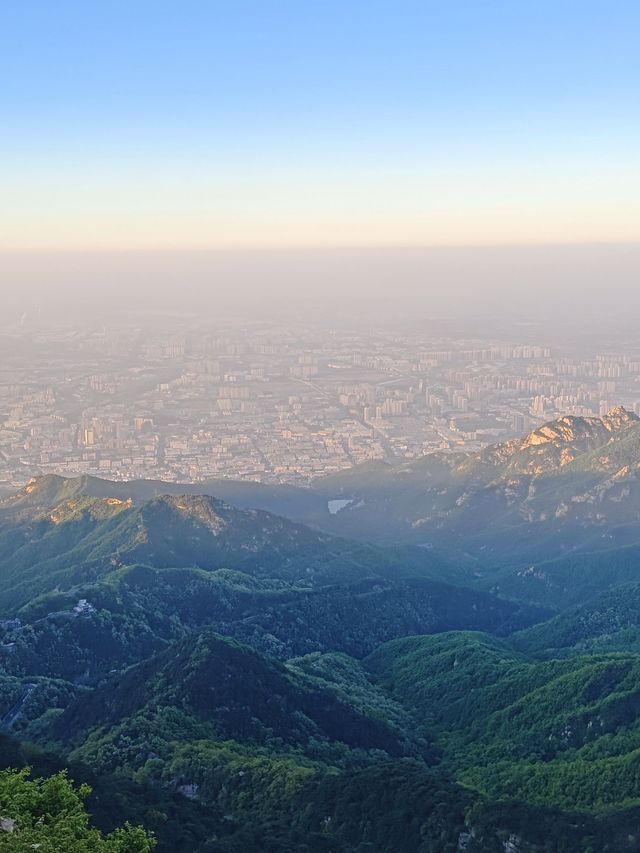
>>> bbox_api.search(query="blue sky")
[2,0,639,249]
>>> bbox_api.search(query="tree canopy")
[0,768,155,852]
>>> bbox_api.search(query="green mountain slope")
[512,582,640,656]
[49,631,432,763]
[0,490,464,614]
[9,411,640,850]
[9,406,640,610]
[366,632,640,813]
[23,627,640,851]
[0,565,545,683]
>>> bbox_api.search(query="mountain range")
[4,407,640,850]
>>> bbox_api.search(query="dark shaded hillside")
[269,762,640,853]
[0,565,546,683]
[0,733,233,852]
[7,730,638,853]
[211,574,544,658]
[50,631,431,762]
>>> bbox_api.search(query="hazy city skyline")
[2,1,640,490]
[2,310,639,493]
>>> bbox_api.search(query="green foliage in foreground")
[0,767,154,851]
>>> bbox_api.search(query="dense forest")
[5,413,640,849]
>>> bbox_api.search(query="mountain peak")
[602,404,638,426]
[520,406,638,450]
[143,493,230,534]
[463,406,640,477]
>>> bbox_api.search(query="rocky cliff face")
[442,408,640,545]
[310,407,640,590]
[459,406,640,476]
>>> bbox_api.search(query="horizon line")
[1,239,640,255]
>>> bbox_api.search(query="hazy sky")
[2,246,640,333]
[2,1,639,250]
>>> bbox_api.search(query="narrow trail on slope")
[1,682,36,729]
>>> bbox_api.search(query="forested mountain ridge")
[9,405,640,615]
[0,489,464,614]
[5,411,640,849]
[314,406,640,545]
[0,566,543,684]
[0,472,328,526]
[0,475,544,687]
[312,407,640,605]
[10,629,640,851]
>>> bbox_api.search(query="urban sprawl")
[1,319,639,489]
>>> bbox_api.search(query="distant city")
[2,315,640,490]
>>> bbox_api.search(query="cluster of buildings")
[2,319,640,490]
